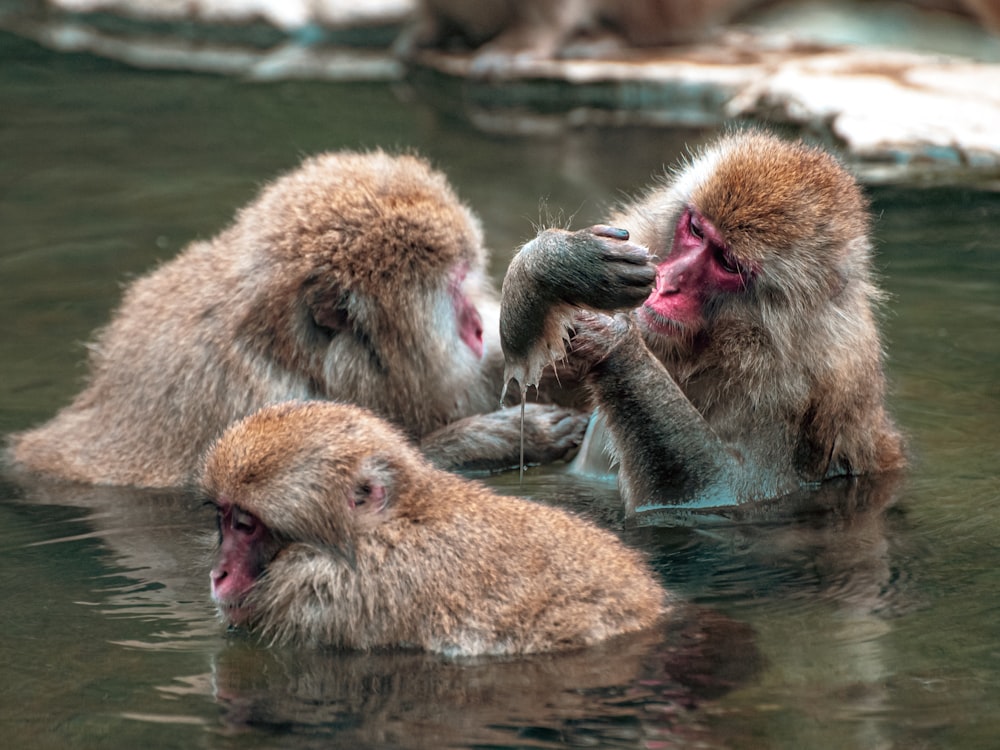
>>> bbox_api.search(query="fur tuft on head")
[236,150,486,297]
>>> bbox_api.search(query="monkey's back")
[355,478,668,656]
[6,236,275,486]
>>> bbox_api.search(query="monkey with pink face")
[501,130,907,511]
[7,150,609,488]
[204,401,668,655]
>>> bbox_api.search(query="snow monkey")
[205,401,668,655]
[9,150,587,487]
[500,131,906,512]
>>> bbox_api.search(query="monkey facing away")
[203,401,668,655]
[8,150,587,487]
[500,130,906,512]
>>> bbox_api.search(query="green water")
[2,29,999,749]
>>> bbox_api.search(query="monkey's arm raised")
[419,403,590,472]
[500,225,655,396]
[574,315,797,511]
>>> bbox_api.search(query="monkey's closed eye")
[350,478,388,514]
[232,508,257,533]
[689,213,704,240]
[349,484,371,509]
[716,247,746,278]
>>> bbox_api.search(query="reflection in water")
[636,474,912,750]
[636,472,914,616]
[2,472,218,647]
[502,468,914,619]
[198,606,759,748]
[502,470,916,749]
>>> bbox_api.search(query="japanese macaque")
[500,130,906,512]
[204,401,668,655]
[399,0,761,64]
[7,150,587,487]
[395,0,1000,75]
[401,0,1000,66]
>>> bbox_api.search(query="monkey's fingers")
[567,312,633,367]
[588,230,651,266]
[607,261,656,286]
[589,225,630,241]
[590,261,654,311]
[601,247,653,267]
[520,404,590,463]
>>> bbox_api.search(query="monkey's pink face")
[450,265,484,359]
[209,480,388,629]
[640,206,751,336]
[210,502,277,627]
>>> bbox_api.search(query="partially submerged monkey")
[8,150,588,487]
[204,401,668,655]
[501,130,906,511]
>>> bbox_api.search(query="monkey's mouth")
[640,305,687,337]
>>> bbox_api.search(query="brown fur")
[502,131,906,510]
[8,150,586,487]
[622,132,906,477]
[202,401,668,655]
[403,0,1000,63]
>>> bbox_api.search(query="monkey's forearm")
[420,404,589,472]
[500,239,563,367]
[587,336,749,510]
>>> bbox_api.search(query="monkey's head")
[201,401,422,628]
[630,132,872,352]
[232,150,491,435]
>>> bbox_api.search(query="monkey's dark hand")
[420,404,590,472]
[569,311,638,371]
[509,225,655,311]
[501,226,653,382]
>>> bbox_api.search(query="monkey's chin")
[216,600,253,628]
[639,305,689,338]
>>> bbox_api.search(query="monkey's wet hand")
[515,225,654,311]
[500,226,653,392]
[519,403,591,464]
[422,404,590,471]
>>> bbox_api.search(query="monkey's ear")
[305,284,352,335]
[350,455,393,516]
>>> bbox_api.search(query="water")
[2,29,999,749]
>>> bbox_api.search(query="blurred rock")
[50,0,415,31]
[725,46,1000,172]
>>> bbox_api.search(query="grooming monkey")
[9,150,587,487]
[501,131,906,511]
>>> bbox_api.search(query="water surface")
[2,30,999,749]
